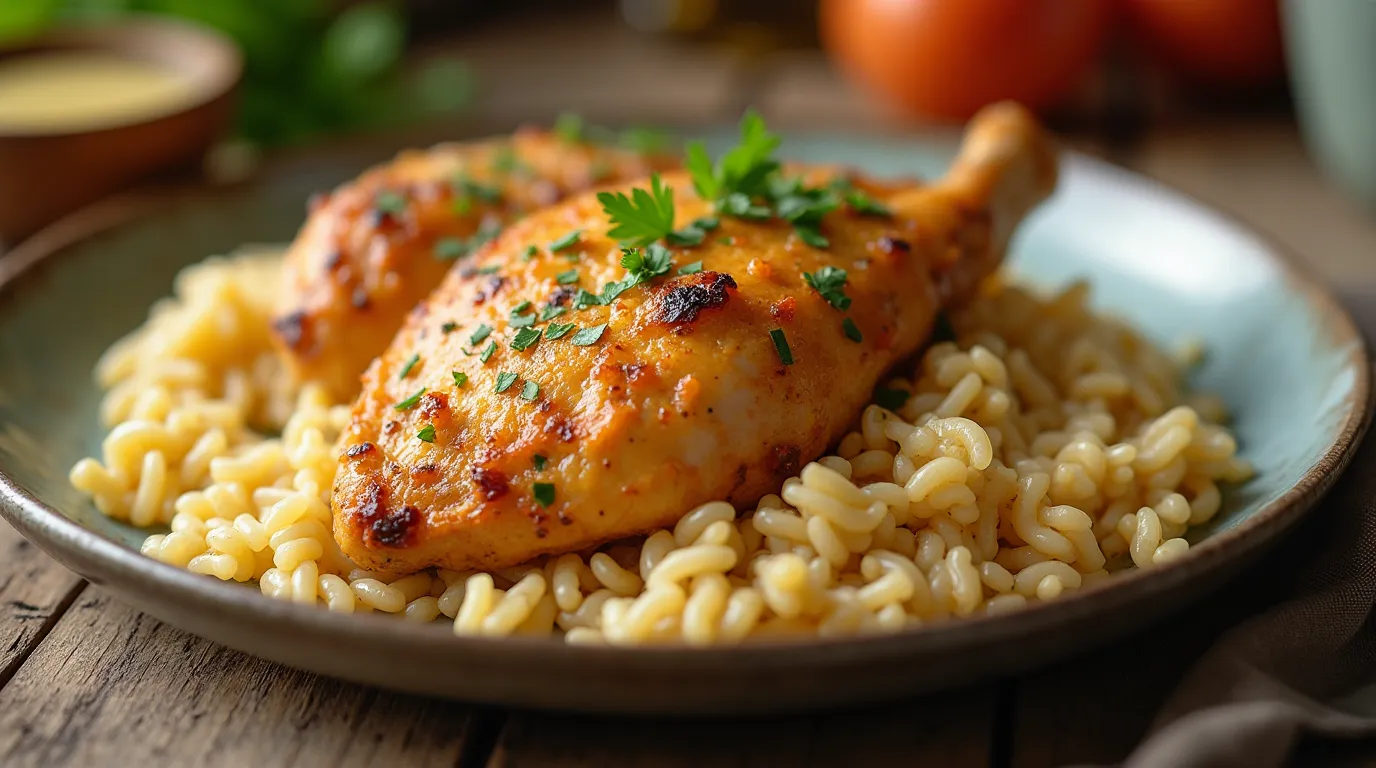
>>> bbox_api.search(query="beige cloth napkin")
[1121,291,1376,767]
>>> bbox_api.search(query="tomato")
[1121,0,1284,86]
[820,0,1112,121]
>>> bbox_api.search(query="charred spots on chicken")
[473,275,507,305]
[472,467,510,500]
[271,311,311,352]
[345,442,376,459]
[371,505,421,547]
[419,391,449,419]
[767,443,803,478]
[382,420,401,436]
[548,285,576,307]
[877,236,911,255]
[650,271,737,326]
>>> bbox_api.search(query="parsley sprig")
[598,174,676,247]
[686,110,781,203]
[803,266,851,311]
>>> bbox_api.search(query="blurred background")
[1,0,1372,276]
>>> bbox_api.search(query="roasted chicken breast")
[271,129,677,401]
[333,103,1059,574]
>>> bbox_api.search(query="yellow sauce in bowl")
[0,51,195,133]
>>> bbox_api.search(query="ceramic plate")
[0,132,1368,714]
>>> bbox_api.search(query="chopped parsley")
[570,323,607,346]
[718,192,771,221]
[520,380,540,400]
[469,324,493,345]
[686,110,780,203]
[620,243,673,281]
[677,260,703,275]
[718,236,733,245]
[556,269,579,285]
[512,300,532,313]
[495,372,518,393]
[441,321,459,334]
[842,317,863,343]
[573,288,602,310]
[434,238,467,261]
[523,244,539,261]
[545,322,576,340]
[775,185,840,248]
[511,326,542,351]
[533,454,547,471]
[599,174,675,247]
[554,112,584,144]
[533,482,556,508]
[452,371,469,387]
[452,175,502,205]
[397,353,421,380]
[844,190,892,217]
[374,191,407,216]
[492,146,528,175]
[510,313,536,328]
[538,305,567,322]
[620,126,671,154]
[416,424,437,443]
[549,230,582,253]
[475,264,502,275]
[803,266,851,311]
[479,341,497,363]
[394,387,427,411]
[874,387,909,410]
[769,328,794,365]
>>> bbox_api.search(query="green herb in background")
[0,0,473,146]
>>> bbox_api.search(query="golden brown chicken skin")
[271,129,677,402]
[332,103,1058,575]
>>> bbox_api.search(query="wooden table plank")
[488,685,1000,768]
[0,587,497,768]
[0,520,85,688]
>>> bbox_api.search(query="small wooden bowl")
[0,16,242,247]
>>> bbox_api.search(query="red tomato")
[1121,0,1284,86]
[820,0,1112,121]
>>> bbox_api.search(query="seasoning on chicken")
[332,102,1059,575]
[271,128,677,401]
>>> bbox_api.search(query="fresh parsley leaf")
[621,243,673,281]
[533,482,555,508]
[694,216,720,231]
[417,424,437,443]
[495,372,518,393]
[476,265,502,275]
[469,324,493,345]
[533,454,547,471]
[511,300,532,314]
[545,322,576,340]
[803,266,851,311]
[492,146,529,175]
[718,193,771,221]
[434,237,467,261]
[480,341,497,363]
[522,244,539,261]
[441,321,459,334]
[570,323,607,346]
[556,269,579,285]
[718,236,733,245]
[510,326,542,351]
[599,277,637,304]
[573,288,603,310]
[454,196,473,215]
[775,185,840,226]
[549,230,582,252]
[795,225,830,249]
[599,173,676,247]
[375,191,407,216]
[666,226,704,247]
[510,313,536,328]
[538,304,567,322]
[554,111,584,144]
[620,126,671,154]
[874,387,908,411]
[842,317,863,343]
[452,371,468,387]
[520,380,540,400]
[769,328,794,365]
[397,353,420,380]
[677,260,703,275]
[452,175,502,204]
[690,110,783,205]
[394,387,427,411]
[845,190,891,217]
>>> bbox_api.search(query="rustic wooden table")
[4,13,1376,767]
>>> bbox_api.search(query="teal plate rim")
[0,148,1370,715]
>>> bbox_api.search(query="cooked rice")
[70,251,1251,644]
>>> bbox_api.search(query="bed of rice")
[69,250,1251,645]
